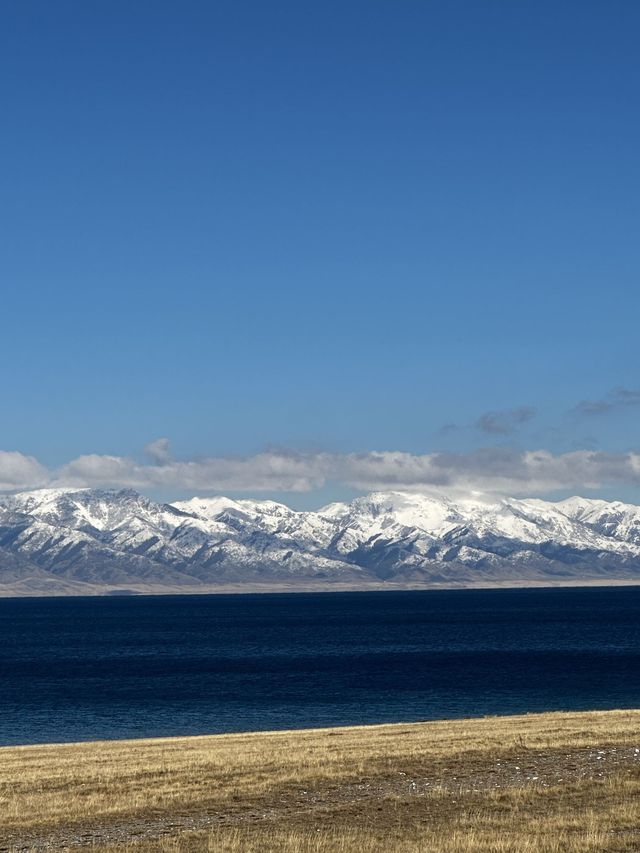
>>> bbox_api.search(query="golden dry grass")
[1,710,639,851]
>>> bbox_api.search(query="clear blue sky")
[1,1,639,503]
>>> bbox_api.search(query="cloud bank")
[2,441,640,497]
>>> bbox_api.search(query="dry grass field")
[1,710,640,852]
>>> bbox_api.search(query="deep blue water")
[1,586,639,745]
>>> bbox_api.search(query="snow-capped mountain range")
[1,487,640,595]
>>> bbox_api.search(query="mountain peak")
[1,488,640,595]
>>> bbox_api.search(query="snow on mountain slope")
[174,495,337,550]
[557,496,640,545]
[308,492,640,581]
[1,488,640,594]
[0,488,361,587]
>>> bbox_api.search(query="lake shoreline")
[2,576,640,598]
[3,709,639,851]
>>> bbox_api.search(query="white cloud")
[55,447,328,492]
[333,448,640,495]
[0,451,49,491]
[3,443,640,497]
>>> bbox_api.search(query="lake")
[1,586,639,745]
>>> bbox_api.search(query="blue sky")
[1,1,639,504]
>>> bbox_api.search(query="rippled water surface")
[1,586,639,745]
